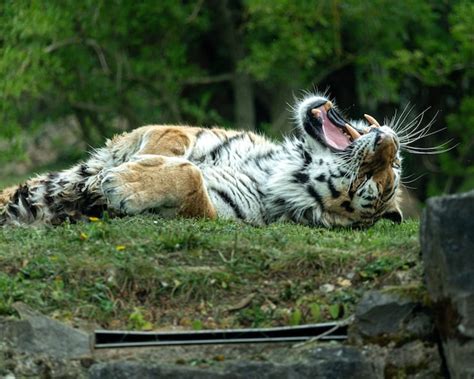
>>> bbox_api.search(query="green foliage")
[243,1,337,84]
[192,319,203,331]
[309,303,322,322]
[289,308,302,326]
[128,307,153,330]
[0,1,213,148]
[0,1,472,196]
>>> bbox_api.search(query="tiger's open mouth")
[306,101,366,151]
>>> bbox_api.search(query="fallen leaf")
[319,283,335,293]
[224,293,256,312]
[337,277,351,287]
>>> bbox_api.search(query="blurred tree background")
[0,0,472,200]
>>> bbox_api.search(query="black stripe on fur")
[327,178,341,198]
[209,134,245,161]
[213,189,245,220]
[307,186,324,210]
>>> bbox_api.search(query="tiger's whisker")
[402,143,457,155]
[398,112,438,143]
[400,127,446,145]
[392,103,414,132]
[396,108,431,137]
[402,139,455,151]
[401,173,427,184]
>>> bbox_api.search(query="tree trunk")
[234,72,255,130]
[257,84,297,137]
[218,0,255,131]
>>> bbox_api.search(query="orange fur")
[102,155,216,219]
[0,186,17,209]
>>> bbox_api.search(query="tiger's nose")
[375,132,386,145]
[373,132,398,164]
[375,132,396,146]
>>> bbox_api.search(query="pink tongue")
[321,110,350,150]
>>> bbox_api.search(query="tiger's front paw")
[101,165,154,214]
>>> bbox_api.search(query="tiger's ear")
[382,206,403,224]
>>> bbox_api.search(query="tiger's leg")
[101,155,216,219]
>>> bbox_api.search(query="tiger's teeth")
[364,114,381,127]
[323,101,333,111]
[311,108,322,117]
[345,123,361,140]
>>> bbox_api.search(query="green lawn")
[0,216,421,331]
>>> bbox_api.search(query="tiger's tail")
[0,159,109,227]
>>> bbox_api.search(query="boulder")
[89,346,383,379]
[421,190,474,378]
[0,303,90,359]
[384,340,442,379]
[0,341,88,378]
[353,291,417,341]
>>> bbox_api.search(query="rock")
[89,345,383,379]
[0,303,90,359]
[352,290,417,340]
[0,341,87,378]
[421,190,474,378]
[89,362,220,379]
[296,346,384,379]
[384,340,442,379]
[404,311,434,340]
[422,190,474,301]
[351,288,436,346]
[319,283,335,293]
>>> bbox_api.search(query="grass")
[0,215,421,331]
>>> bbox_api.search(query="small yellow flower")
[79,232,88,240]
[89,216,100,222]
[116,245,126,251]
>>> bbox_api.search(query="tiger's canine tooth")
[345,123,361,140]
[323,101,333,111]
[311,108,322,117]
[364,114,381,127]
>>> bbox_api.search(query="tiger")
[0,93,403,228]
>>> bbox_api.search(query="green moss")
[381,284,431,306]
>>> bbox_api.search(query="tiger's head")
[294,94,402,226]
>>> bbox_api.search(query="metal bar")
[96,320,342,336]
[95,335,347,349]
[93,320,349,349]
